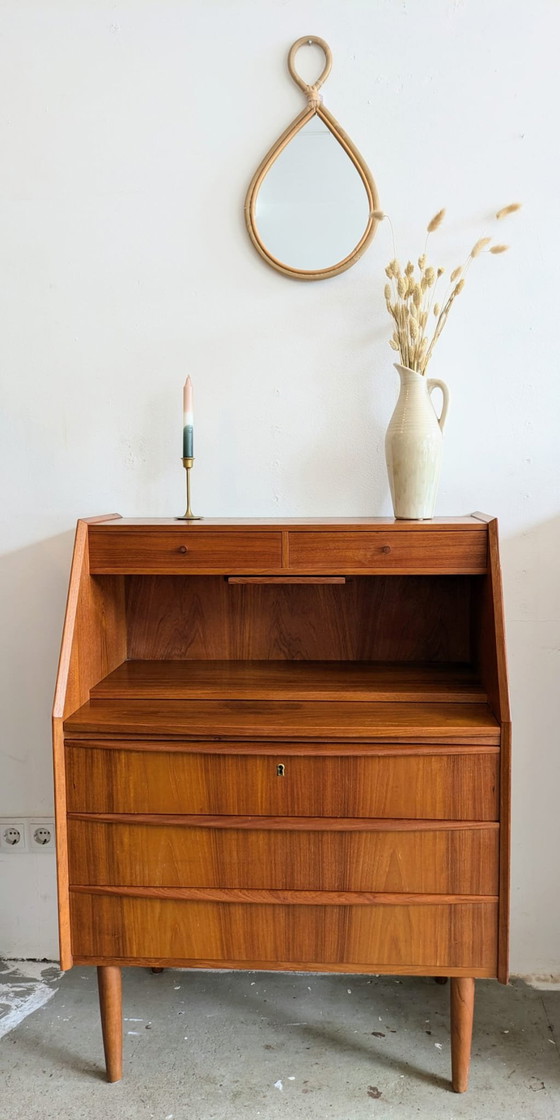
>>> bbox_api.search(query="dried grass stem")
[380,204,518,373]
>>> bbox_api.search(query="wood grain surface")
[70,893,498,972]
[450,977,475,1092]
[65,745,500,819]
[53,514,510,1089]
[89,529,283,574]
[97,966,122,1083]
[75,955,491,978]
[67,818,499,894]
[89,516,487,528]
[125,575,473,662]
[287,530,487,573]
[52,514,125,969]
[63,699,500,742]
[91,660,487,702]
[472,517,511,981]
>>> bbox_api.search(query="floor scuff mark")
[367,1085,382,1099]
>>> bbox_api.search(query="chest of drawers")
[52,515,510,1091]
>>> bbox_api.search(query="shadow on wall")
[500,515,560,642]
[0,530,76,813]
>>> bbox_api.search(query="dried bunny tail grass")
[427,208,446,233]
[470,237,492,258]
[384,202,518,371]
[496,203,522,220]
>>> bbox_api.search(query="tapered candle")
[183,376,194,458]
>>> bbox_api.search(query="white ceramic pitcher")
[385,363,450,520]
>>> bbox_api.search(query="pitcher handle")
[427,378,449,431]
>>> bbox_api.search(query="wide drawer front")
[287,530,487,573]
[65,744,500,820]
[67,818,499,894]
[70,892,498,974]
[88,529,283,573]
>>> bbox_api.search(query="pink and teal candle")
[182,376,194,459]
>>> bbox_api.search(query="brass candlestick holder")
[177,457,202,520]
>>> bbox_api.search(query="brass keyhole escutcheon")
[276,763,286,777]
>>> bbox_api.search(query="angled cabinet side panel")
[498,720,512,983]
[52,516,126,969]
[474,518,510,725]
[487,519,511,984]
[472,516,511,983]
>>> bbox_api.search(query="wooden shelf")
[91,660,487,704]
[64,698,500,743]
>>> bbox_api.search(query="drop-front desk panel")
[52,516,510,1092]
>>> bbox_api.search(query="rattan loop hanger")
[287,36,333,105]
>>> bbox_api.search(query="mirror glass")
[254,117,371,272]
[245,37,379,281]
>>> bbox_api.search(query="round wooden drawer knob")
[177,546,189,554]
[381,545,391,554]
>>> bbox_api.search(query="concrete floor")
[1,963,559,1120]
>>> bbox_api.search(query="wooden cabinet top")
[88,516,489,530]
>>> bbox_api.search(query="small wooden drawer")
[67,818,499,895]
[88,528,282,574]
[287,530,487,573]
[70,892,499,974]
[65,743,500,820]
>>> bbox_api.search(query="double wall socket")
[0,818,56,853]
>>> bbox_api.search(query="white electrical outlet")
[0,820,28,852]
[28,819,56,852]
[0,818,56,853]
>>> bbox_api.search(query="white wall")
[0,0,558,975]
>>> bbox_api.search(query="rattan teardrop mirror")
[245,37,380,281]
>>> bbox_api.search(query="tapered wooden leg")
[450,977,475,1093]
[97,966,123,1083]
